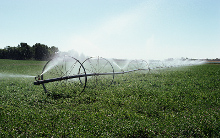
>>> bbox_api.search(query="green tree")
[49,46,59,58]
[0,42,59,60]
[33,43,50,60]
[19,43,32,60]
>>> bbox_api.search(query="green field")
[0,59,219,137]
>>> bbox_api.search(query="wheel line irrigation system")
[34,55,204,94]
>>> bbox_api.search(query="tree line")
[0,43,59,61]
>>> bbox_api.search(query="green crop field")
[0,59,219,137]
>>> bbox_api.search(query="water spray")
[33,55,204,94]
[0,73,35,78]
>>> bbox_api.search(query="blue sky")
[0,0,219,60]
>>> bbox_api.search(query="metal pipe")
[34,69,148,85]
[34,74,86,85]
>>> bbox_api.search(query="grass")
[0,59,220,137]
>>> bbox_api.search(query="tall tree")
[33,43,50,60]
[49,46,59,58]
[19,43,32,60]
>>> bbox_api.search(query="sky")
[0,0,220,60]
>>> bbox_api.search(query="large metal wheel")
[80,56,114,87]
[41,55,87,95]
[125,59,149,81]
[127,59,149,72]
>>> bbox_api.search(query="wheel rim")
[80,56,114,88]
[41,55,87,95]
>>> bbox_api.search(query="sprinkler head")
[35,75,41,81]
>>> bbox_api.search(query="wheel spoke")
[41,56,87,94]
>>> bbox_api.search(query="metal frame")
[34,56,150,94]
